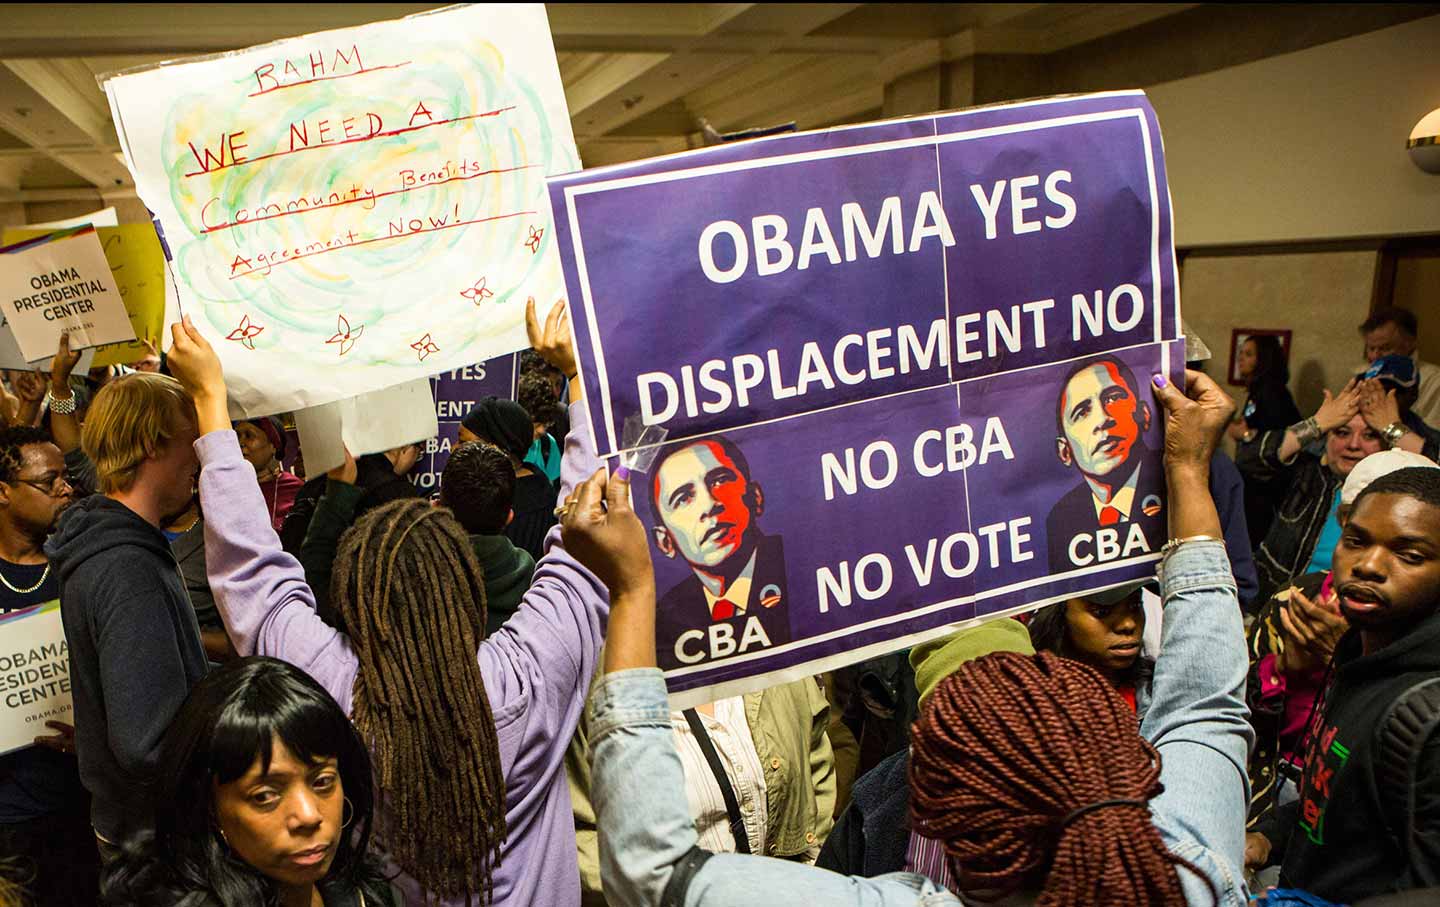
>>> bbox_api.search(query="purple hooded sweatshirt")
[196,402,607,906]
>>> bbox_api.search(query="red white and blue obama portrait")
[648,436,789,670]
[1046,355,1165,572]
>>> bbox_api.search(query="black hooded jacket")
[45,495,208,843]
[277,454,419,554]
[1270,609,1440,902]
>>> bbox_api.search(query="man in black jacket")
[1248,466,1440,902]
[46,373,209,857]
[277,443,422,554]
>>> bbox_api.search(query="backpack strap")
[682,708,752,854]
[1377,675,1440,881]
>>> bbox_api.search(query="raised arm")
[1143,370,1254,881]
[576,467,956,906]
[476,300,609,725]
[168,317,359,709]
[1280,381,1360,464]
[12,370,46,428]
[298,451,363,630]
[47,333,83,454]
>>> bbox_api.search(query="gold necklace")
[0,561,49,595]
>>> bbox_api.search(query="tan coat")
[567,675,836,906]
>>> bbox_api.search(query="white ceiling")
[0,3,1208,202]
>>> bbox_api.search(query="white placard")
[0,228,137,360]
[0,602,72,756]
[102,3,579,418]
[294,377,439,476]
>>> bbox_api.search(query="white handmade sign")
[0,227,136,361]
[0,602,73,756]
[102,3,580,417]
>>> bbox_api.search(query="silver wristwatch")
[1381,421,1409,448]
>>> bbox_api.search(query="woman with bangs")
[100,657,394,907]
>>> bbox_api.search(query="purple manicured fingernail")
[614,465,632,482]
[1152,374,1168,388]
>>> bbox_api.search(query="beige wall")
[7,197,150,227]
[1394,252,1440,364]
[1148,14,1440,247]
[1182,250,1377,417]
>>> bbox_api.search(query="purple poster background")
[637,343,1180,699]
[408,354,518,495]
[545,91,1183,703]
[550,92,1178,460]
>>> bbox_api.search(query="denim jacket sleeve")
[589,669,960,907]
[1144,540,1254,906]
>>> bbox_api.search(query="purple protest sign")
[546,91,1185,703]
[408,354,518,495]
[549,91,1178,460]
[636,343,1180,703]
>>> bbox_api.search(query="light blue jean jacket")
[590,541,1253,907]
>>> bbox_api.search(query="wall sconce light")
[1410,107,1440,173]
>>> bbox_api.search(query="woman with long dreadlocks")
[166,300,609,907]
[582,369,1253,907]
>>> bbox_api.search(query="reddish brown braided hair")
[909,650,1204,906]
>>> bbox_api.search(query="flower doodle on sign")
[225,314,264,350]
[460,277,494,306]
[325,314,364,356]
[410,333,440,361]
[525,225,544,254]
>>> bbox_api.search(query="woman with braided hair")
[582,369,1253,907]
[166,301,610,907]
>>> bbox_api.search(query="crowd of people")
[0,297,1436,907]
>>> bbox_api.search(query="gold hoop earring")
[342,796,354,829]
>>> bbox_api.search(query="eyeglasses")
[10,474,72,497]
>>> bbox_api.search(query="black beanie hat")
[460,396,532,462]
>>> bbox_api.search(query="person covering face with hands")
[168,301,622,907]
[1351,356,1440,461]
[1240,377,1399,604]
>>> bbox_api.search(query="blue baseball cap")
[1359,354,1418,390]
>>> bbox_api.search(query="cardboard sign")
[0,226,137,361]
[0,602,72,755]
